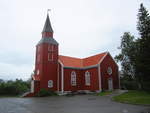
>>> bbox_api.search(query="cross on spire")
[42,9,53,33]
[47,9,51,15]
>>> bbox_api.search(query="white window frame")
[48,53,53,61]
[31,80,34,93]
[107,67,112,75]
[48,45,54,51]
[85,71,90,86]
[71,71,76,86]
[48,80,53,88]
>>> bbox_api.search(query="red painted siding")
[63,68,82,91]
[34,43,59,92]
[100,53,119,90]
[82,68,99,91]
[63,67,99,91]
[34,81,40,93]
[58,63,62,91]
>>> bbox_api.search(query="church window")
[48,53,53,61]
[71,71,76,86]
[107,67,112,75]
[48,45,54,51]
[48,80,53,88]
[85,71,90,86]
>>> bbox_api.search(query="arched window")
[85,71,90,86]
[48,53,53,61]
[107,67,112,75]
[48,45,54,51]
[71,71,76,86]
[48,80,53,88]
[48,45,54,61]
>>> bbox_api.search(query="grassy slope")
[113,90,150,105]
[97,91,112,96]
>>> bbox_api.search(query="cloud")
[0,62,33,80]
[0,0,149,80]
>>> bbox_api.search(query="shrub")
[0,79,29,96]
[122,81,138,90]
[141,82,150,91]
[36,89,57,97]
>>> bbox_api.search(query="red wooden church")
[25,14,119,97]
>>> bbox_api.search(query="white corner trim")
[61,65,64,94]
[98,64,102,91]
[58,60,64,67]
[32,75,35,81]
[31,80,34,93]
[97,52,108,92]
[57,63,59,92]
[98,52,108,65]
[107,52,119,68]
[59,60,64,94]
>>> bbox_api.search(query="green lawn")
[97,91,112,96]
[113,90,150,105]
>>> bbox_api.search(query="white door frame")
[31,80,34,93]
[108,78,113,91]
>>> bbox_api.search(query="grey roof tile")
[42,14,53,33]
[37,37,59,45]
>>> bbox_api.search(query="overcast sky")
[0,0,149,80]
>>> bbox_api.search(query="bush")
[120,78,138,90]
[0,79,30,96]
[36,89,57,97]
[113,90,150,105]
[141,82,150,91]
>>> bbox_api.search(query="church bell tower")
[34,13,59,91]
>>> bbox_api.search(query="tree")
[135,3,150,90]
[115,3,150,91]
[115,32,136,79]
[0,79,30,96]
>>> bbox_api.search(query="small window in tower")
[48,53,53,61]
[37,54,40,62]
[85,71,90,86]
[48,45,54,51]
[71,71,76,86]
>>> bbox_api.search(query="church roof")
[59,55,83,68]
[59,52,107,68]
[42,14,53,33]
[37,37,59,45]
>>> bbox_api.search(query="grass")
[113,90,150,105]
[97,91,112,96]
[0,95,19,98]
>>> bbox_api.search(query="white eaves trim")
[98,52,109,65]
[97,52,108,91]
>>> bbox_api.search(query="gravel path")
[0,93,149,113]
